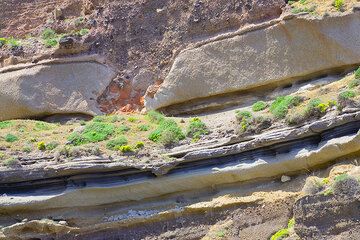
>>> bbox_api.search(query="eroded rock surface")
[0,60,116,120]
[146,12,360,111]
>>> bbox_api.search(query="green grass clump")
[349,79,360,89]
[252,101,268,112]
[5,134,18,143]
[235,110,253,132]
[106,136,128,150]
[46,141,59,151]
[186,117,209,140]
[291,5,316,14]
[34,122,53,131]
[149,119,185,145]
[3,157,18,167]
[270,96,302,119]
[117,125,130,133]
[41,28,60,48]
[333,0,344,11]
[78,28,90,36]
[128,117,137,123]
[334,173,349,182]
[44,38,58,48]
[338,90,356,100]
[42,28,57,39]
[68,122,115,145]
[146,110,165,124]
[0,121,14,129]
[270,218,295,240]
[355,67,360,79]
[7,38,20,48]
[138,124,150,131]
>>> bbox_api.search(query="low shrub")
[37,141,46,151]
[117,125,130,133]
[148,119,185,145]
[5,134,18,143]
[22,145,32,153]
[44,38,58,48]
[349,79,360,89]
[305,98,329,117]
[333,0,344,11]
[119,145,133,153]
[338,90,356,100]
[252,101,268,112]
[42,28,57,39]
[286,111,307,125]
[186,117,209,140]
[62,145,101,158]
[138,124,150,131]
[46,141,59,150]
[235,110,253,132]
[270,95,303,119]
[135,141,145,149]
[106,136,128,150]
[146,110,165,124]
[68,122,115,145]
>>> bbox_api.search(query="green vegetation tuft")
[5,134,18,143]
[146,110,165,124]
[333,0,344,11]
[135,141,145,149]
[270,95,302,119]
[78,28,90,36]
[355,67,360,79]
[7,38,20,48]
[3,157,18,167]
[0,38,6,48]
[349,79,360,89]
[128,117,137,123]
[271,218,295,240]
[138,124,150,131]
[235,110,253,132]
[68,122,115,145]
[46,141,59,151]
[119,145,133,153]
[34,122,53,131]
[37,141,46,151]
[117,125,131,134]
[338,90,356,100]
[334,173,349,182]
[149,119,185,146]
[0,121,14,129]
[106,136,128,150]
[186,117,209,141]
[252,101,268,112]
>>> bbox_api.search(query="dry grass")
[289,0,358,15]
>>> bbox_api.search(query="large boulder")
[0,61,116,120]
[145,12,360,111]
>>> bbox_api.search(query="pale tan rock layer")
[145,12,360,110]
[0,61,116,120]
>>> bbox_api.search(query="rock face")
[145,12,360,111]
[0,61,116,120]
[294,185,360,239]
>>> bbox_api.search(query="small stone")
[58,221,67,225]
[22,219,28,223]
[281,175,291,183]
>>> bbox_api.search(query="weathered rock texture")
[0,59,115,120]
[0,0,285,113]
[294,181,360,239]
[145,12,360,111]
